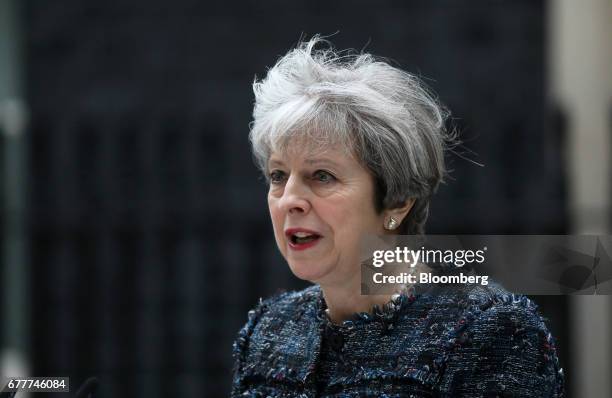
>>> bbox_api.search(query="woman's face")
[267,144,386,286]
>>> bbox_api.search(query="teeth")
[294,232,313,238]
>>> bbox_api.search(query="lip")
[285,228,322,251]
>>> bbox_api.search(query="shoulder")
[231,285,321,389]
[429,282,565,397]
[244,284,321,327]
[416,280,552,327]
[232,284,320,351]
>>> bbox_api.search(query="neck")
[319,275,395,325]
[318,262,428,324]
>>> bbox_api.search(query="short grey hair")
[249,37,453,234]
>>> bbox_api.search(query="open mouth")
[286,230,322,250]
[290,232,321,245]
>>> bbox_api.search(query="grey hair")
[249,36,454,234]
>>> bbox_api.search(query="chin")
[286,259,331,282]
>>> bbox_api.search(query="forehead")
[268,140,356,166]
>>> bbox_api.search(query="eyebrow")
[268,159,284,168]
[305,158,340,167]
[268,157,341,168]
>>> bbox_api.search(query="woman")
[231,37,564,397]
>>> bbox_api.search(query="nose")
[278,174,311,214]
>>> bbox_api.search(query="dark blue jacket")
[231,282,564,397]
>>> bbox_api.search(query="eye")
[313,170,336,183]
[269,170,286,184]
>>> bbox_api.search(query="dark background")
[11,0,573,396]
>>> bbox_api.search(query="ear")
[384,198,416,228]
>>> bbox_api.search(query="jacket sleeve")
[437,296,565,397]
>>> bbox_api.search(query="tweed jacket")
[231,280,564,397]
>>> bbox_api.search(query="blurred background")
[1,0,611,397]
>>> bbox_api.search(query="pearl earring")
[386,217,398,230]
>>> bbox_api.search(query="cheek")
[268,197,286,245]
[268,197,280,228]
[329,194,381,239]
[320,196,365,238]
